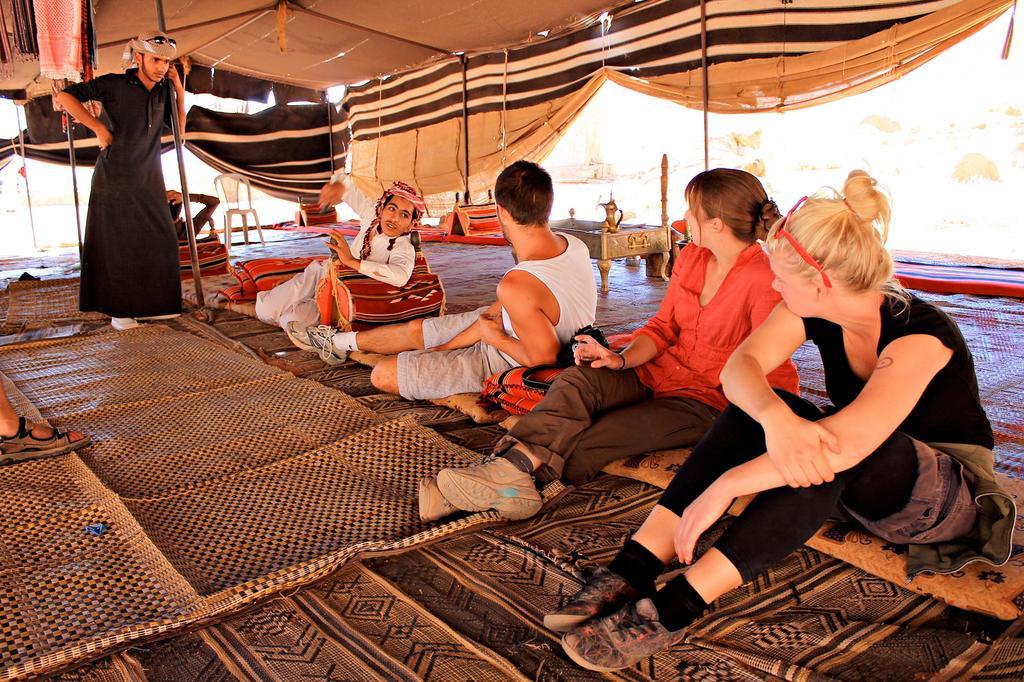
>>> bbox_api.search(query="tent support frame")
[326,99,335,176]
[14,104,39,252]
[700,0,709,170]
[460,54,470,202]
[157,0,206,310]
[64,120,84,259]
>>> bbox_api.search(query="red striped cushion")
[454,203,501,236]
[179,239,229,280]
[230,256,326,297]
[316,253,446,331]
[219,283,248,302]
[481,366,564,415]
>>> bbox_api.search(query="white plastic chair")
[214,173,265,254]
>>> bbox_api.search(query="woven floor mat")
[0,372,45,426]
[364,475,1024,681]
[2,278,108,327]
[1,321,540,680]
[122,416,491,596]
[0,456,205,678]
[0,323,94,348]
[70,378,381,498]
[196,562,525,681]
[0,326,286,417]
[356,393,471,429]
[1,414,520,680]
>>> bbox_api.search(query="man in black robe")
[56,31,185,330]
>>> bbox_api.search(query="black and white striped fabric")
[185,103,348,199]
[344,0,963,140]
[0,102,348,200]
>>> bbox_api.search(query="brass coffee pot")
[599,194,623,233]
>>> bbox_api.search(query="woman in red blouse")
[421,168,799,523]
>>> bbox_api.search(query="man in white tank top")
[305,161,596,402]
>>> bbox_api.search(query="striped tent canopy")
[343,0,1015,199]
[0,0,1014,201]
[0,100,347,200]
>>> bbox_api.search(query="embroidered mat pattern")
[0,327,513,680]
[59,476,1024,681]
[366,476,1024,681]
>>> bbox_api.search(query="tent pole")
[14,104,39,252]
[64,118,85,260]
[460,54,470,202]
[326,99,335,175]
[156,0,206,310]
[700,0,709,171]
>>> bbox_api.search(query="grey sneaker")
[436,457,542,520]
[544,566,639,633]
[561,598,686,672]
[305,325,348,364]
[284,320,315,351]
[419,477,458,522]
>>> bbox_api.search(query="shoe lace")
[606,603,662,648]
[309,326,335,361]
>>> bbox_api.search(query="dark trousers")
[497,365,719,485]
[657,390,920,582]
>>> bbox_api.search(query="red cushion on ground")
[179,239,229,280]
[454,203,501,236]
[317,253,446,331]
[230,256,326,297]
[481,365,564,415]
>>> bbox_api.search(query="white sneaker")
[284,321,315,351]
[110,317,140,330]
[305,325,348,365]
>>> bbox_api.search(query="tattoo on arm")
[876,356,894,370]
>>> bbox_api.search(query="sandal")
[0,417,92,465]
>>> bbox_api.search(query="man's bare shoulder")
[497,269,547,297]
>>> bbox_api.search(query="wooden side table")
[551,218,672,293]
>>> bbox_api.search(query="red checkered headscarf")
[359,181,425,260]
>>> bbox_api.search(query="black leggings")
[657,390,919,582]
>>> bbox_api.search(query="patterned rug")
[76,477,1022,681]
[0,327,517,680]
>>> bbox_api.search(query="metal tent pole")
[156,0,206,309]
[64,118,85,260]
[326,98,336,175]
[13,104,39,252]
[460,54,470,202]
[700,0,709,171]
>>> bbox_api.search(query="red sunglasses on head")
[773,196,832,288]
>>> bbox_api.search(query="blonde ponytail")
[769,170,907,305]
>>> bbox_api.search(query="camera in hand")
[556,324,609,368]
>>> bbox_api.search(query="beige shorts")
[396,307,514,400]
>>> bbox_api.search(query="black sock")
[652,576,708,632]
[608,540,664,596]
[498,445,535,475]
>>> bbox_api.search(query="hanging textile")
[344,0,1014,199]
[81,0,97,81]
[184,103,348,199]
[0,101,349,200]
[34,0,83,80]
[9,0,38,60]
[0,1,14,79]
